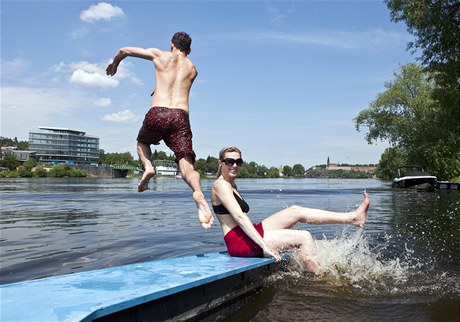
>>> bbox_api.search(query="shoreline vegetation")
[0,164,377,180]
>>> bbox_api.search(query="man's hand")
[106,63,117,76]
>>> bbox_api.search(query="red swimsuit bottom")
[224,222,264,257]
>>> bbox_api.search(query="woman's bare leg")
[264,229,322,275]
[263,193,370,230]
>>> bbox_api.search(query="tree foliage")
[385,0,460,85]
[48,164,87,177]
[292,164,306,177]
[382,0,460,180]
[0,153,20,170]
[0,137,29,150]
[98,150,140,167]
[375,147,407,179]
[355,63,458,180]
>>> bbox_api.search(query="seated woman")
[211,146,370,275]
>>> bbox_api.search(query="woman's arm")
[213,180,280,261]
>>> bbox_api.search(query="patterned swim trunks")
[136,106,196,164]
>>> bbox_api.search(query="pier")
[0,252,279,322]
[436,181,460,190]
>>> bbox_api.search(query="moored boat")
[392,165,437,191]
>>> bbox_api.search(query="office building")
[29,126,99,165]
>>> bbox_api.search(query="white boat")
[392,165,437,191]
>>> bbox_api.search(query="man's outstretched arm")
[106,47,161,76]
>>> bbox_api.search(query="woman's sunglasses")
[222,158,243,166]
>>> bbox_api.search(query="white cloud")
[102,109,137,123]
[80,2,124,23]
[94,97,111,106]
[70,68,118,88]
[50,60,141,89]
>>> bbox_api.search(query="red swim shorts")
[136,106,196,164]
[224,222,264,257]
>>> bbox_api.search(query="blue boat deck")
[0,252,278,322]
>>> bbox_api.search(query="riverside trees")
[355,0,459,180]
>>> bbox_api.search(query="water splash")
[269,228,415,296]
[315,229,410,293]
[268,227,460,298]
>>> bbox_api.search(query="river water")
[1,177,459,321]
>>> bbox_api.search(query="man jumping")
[106,32,213,229]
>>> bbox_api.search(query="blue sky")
[1,1,415,168]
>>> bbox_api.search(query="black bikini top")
[213,192,250,214]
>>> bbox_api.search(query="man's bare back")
[151,50,197,113]
[106,45,197,113]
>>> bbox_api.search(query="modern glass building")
[29,126,99,165]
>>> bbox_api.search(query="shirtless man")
[106,32,213,229]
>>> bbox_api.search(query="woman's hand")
[263,246,281,263]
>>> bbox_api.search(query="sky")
[1,0,416,169]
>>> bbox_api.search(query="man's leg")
[137,141,156,192]
[178,156,214,229]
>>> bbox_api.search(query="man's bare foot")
[352,192,370,228]
[193,191,214,229]
[138,167,155,192]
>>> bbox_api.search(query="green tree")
[283,165,293,177]
[354,63,458,179]
[292,164,306,177]
[375,147,407,179]
[152,150,174,161]
[17,140,29,150]
[385,0,460,180]
[267,167,280,178]
[205,156,219,174]
[23,158,37,172]
[238,166,250,178]
[48,164,71,177]
[245,161,259,178]
[0,153,19,170]
[355,64,436,148]
[385,0,460,85]
[99,151,137,166]
[34,166,48,177]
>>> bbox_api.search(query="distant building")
[350,166,376,174]
[1,146,36,163]
[29,126,99,165]
[326,157,376,173]
[327,163,352,171]
[153,160,179,176]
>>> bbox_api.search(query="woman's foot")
[352,192,370,228]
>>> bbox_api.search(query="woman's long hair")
[216,146,242,178]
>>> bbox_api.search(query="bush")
[34,166,48,177]
[47,164,87,177]
[18,168,33,177]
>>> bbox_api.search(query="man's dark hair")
[171,32,192,53]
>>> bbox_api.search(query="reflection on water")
[1,177,459,321]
